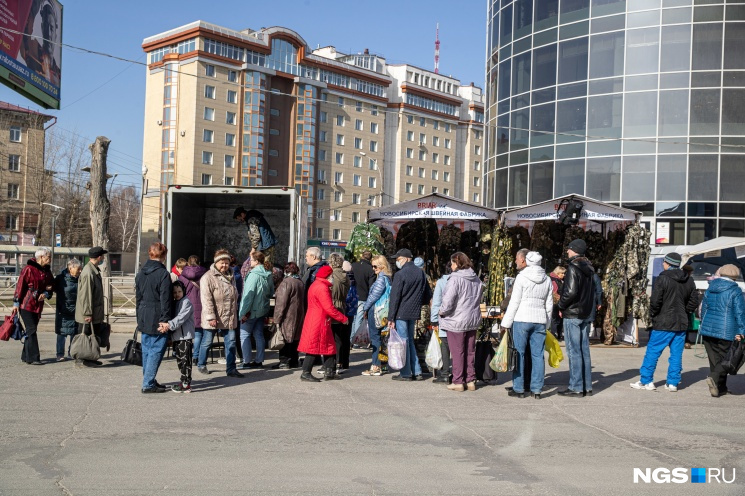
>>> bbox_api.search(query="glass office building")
[484,0,745,245]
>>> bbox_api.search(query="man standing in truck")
[234,207,278,264]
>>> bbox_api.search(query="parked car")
[0,265,17,288]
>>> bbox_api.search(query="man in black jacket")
[631,252,698,392]
[388,249,432,381]
[557,239,596,397]
[302,247,328,305]
[351,251,376,341]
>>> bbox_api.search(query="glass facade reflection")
[485,0,745,244]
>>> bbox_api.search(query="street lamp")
[41,202,64,272]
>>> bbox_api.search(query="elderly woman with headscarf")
[14,247,54,364]
[54,257,82,361]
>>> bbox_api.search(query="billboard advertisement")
[0,0,62,109]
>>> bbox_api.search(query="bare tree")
[109,185,139,252]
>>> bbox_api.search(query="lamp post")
[135,166,147,270]
[41,202,64,273]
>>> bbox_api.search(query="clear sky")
[0,0,487,190]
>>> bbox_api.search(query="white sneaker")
[664,384,678,392]
[630,381,656,391]
[217,358,227,365]
[315,367,325,375]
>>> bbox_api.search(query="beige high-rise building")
[140,22,483,251]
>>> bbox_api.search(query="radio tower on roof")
[434,23,440,74]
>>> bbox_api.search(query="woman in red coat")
[298,265,348,382]
[14,248,54,364]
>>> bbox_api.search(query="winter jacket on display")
[14,258,53,315]
[273,276,305,342]
[363,273,391,313]
[439,268,483,333]
[135,259,172,335]
[588,273,604,323]
[388,261,432,322]
[558,256,595,320]
[178,265,207,327]
[298,278,347,355]
[649,268,698,332]
[500,265,552,329]
[54,269,78,336]
[200,264,238,330]
[331,267,351,317]
[238,264,273,320]
[698,277,745,341]
[75,261,105,324]
[169,297,195,341]
[351,259,376,301]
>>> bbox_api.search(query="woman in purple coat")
[178,255,208,364]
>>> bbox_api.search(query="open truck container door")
[164,186,306,268]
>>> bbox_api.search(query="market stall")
[495,195,649,346]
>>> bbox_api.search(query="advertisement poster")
[0,0,63,109]
[656,222,670,244]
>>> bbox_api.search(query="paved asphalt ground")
[1,320,744,495]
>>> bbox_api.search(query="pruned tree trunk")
[89,136,112,316]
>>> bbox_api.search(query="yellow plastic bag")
[545,331,564,369]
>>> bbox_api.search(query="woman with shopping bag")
[361,255,392,376]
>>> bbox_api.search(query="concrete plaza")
[0,324,743,495]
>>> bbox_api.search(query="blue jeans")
[640,330,686,386]
[141,332,168,390]
[564,318,593,392]
[369,319,382,367]
[511,322,547,394]
[351,301,366,340]
[198,328,237,374]
[240,317,265,364]
[192,328,204,360]
[395,319,421,378]
[56,334,73,358]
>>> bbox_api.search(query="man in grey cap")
[388,248,432,381]
[557,239,596,397]
[74,246,107,366]
[630,252,698,392]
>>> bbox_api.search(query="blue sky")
[0,0,487,190]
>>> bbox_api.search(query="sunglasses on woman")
[372,265,379,268]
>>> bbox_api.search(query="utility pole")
[41,202,64,273]
[87,136,113,316]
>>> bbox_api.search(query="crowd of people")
[8,236,744,399]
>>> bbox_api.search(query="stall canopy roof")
[368,193,499,222]
[680,237,745,265]
[502,194,640,223]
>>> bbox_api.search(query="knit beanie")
[414,257,424,268]
[663,252,681,268]
[526,251,542,267]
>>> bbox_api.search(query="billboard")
[0,0,62,109]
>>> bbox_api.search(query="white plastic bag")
[387,325,407,370]
[425,332,442,370]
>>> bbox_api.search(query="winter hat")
[414,257,424,268]
[719,264,740,280]
[316,265,333,279]
[567,239,587,256]
[525,251,542,267]
[394,248,413,259]
[663,252,682,268]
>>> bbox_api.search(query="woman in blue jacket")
[238,251,273,368]
[361,255,392,376]
[699,264,745,397]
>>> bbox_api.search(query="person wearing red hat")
[298,265,349,382]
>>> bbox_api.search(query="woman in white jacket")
[500,251,553,399]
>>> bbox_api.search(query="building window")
[419,133,426,145]
[338,96,344,107]
[474,161,480,171]
[317,209,324,219]
[370,122,378,134]
[226,111,236,125]
[356,101,362,112]
[334,191,343,202]
[316,227,324,238]
[318,169,327,182]
[333,229,342,240]
[204,107,215,121]
[432,186,438,193]
[224,155,234,168]
[333,209,342,221]
[319,149,327,161]
[201,174,212,185]
[432,153,439,163]
[354,137,362,149]
[335,171,343,183]
[5,214,18,230]
[354,156,362,168]
[368,177,377,188]
[268,149,279,157]
[227,90,237,103]
[318,188,325,200]
[406,182,413,193]
[228,70,237,82]
[443,188,449,196]
[369,158,377,170]
[336,115,345,126]
[431,170,439,180]
[7,183,19,199]
[320,111,327,123]
[352,212,360,223]
[368,194,377,206]
[226,133,235,146]
[473,193,480,203]
[473,176,480,187]
[203,129,214,142]
[369,141,378,152]
[202,151,213,164]
[371,105,378,116]
[352,193,361,204]
[444,155,450,165]
[420,117,426,127]
[335,152,344,164]
[445,138,451,149]
[475,145,481,156]
[355,119,363,131]
[407,115,414,124]
[225,176,234,185]
[445,123,451,133]
[433,121,439,130]
[407,131,414,141]
[9,126,21,142]
[418,184,425,194]
[433,136,439,147]
[406,148,413,158]
[270,108,280,116]
[336,134,345,146]
[474,130,482,140]
[406,165,413,176]
[418,167,425,178]
[418,150,426,161]
[205,85,216,99]
[205,64,215,77]
[353,174,362,186]
[321,93,328,102]
[8,154,19,171]
[320,130,327,142]
[444,172,450,182]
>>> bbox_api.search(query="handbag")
[490,329,518,373]
[373,278,391,330]
[121,329,143,366]
[545,330,564,369]
[352,319,370,347]
[0,313,13,341]
[70,324,101,361]
[722,340,745,375]
[387,324,406,370]
[425,331,442,370]
[268,325,286,351]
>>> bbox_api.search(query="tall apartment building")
[0,102,54,248]
[141,22,483,249]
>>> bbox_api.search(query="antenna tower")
[434,23,440,74]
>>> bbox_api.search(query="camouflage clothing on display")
[345,223,384,262]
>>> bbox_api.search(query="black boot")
[323,368,340,381]
[300,372,321,382]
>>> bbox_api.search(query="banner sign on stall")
[368,193,499,222]
[502,195,639,223]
